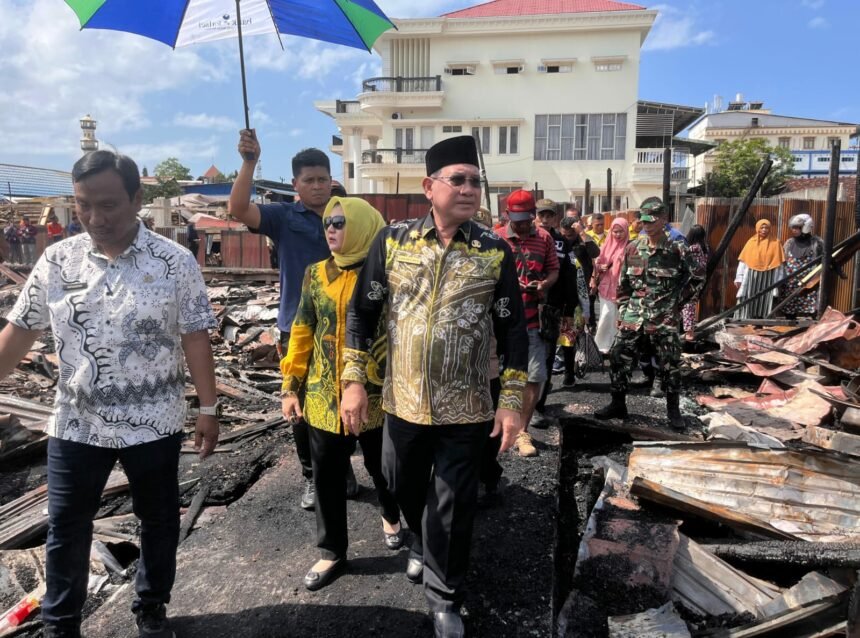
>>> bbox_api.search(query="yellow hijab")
[324,196,386,269]
[738,219,785,271]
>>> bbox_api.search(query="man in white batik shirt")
[0,150,219,638]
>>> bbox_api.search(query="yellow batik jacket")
[281,258,385,434]
[342,214,528,425]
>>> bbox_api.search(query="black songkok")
[425,135,480,175]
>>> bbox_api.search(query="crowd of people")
[2,213,83,265]
[0,134,828,638]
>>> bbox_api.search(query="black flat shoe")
[433,611,465,638]
[405,554,423,583]
[303,559,346,591]
[384,525,405,550]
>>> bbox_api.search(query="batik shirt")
[6,223,217,448]
[616,234,705,334]
[343,213,528,425]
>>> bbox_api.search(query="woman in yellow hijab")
[281,197,402,591]
[734,219,785,319]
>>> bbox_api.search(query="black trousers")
[479,378,503,489]
[383,414,488,612]
[309,426,400,560]
[42,434,181,630]
[279,332,313,479]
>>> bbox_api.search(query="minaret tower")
[80,114,98,153]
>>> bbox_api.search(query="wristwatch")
[199,401,222,417]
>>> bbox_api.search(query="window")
[817,156,830,163]
[498,126,519,154]
[488,186,518,195]
[540,64,572,73]
[495,66,522,74]
[828,137,841,147]
[471,126,490,154]
[534,113,626,161]
[803,137,815,149]
[594,63,622,72]
[778,137,791,149]
[445,64,475,76]
[347,163,354,179]
[395,127,414,155]
[442,125,462,133]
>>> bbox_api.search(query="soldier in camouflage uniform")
[594,197,705,427]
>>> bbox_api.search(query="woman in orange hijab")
[734,219,785,319]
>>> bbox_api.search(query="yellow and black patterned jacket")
[343,213,528,425]
[281,258,386,434]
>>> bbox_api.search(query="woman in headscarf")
[682,224,710,340]
[780,213,824,318]
[280,197,402,591]
[591,217,630,353]
[734,219,785,319]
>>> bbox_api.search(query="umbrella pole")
[235,0,251,131]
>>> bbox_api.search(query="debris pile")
[557,308,860,637]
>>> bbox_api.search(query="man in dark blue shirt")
[229,130,333,510]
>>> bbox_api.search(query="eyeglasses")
[324,215,346,230]
[434,174,482,189]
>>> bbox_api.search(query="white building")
[315,0,706,215]
[687,100,860,184]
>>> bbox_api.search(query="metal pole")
[705,159,773,283]
[584,179,591,218]
[472,133,492,213]
[235,0,254,161]
[819,140,841,317]
[606,168,612,212]
[662,146,671,220]
[853,145,860,309]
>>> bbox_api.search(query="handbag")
[538,303,562,344]
[574,330,603,377]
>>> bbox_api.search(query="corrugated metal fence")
[696,197,858,317]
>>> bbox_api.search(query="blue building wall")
[790,149,859,177]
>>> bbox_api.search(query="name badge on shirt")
[62,282,87,291]
[395,254,422,266]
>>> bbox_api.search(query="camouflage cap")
[639,196,665,223]
[535,198,557,214]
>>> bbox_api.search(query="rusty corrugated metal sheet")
[696,197,858,317]
[220,231,269,268]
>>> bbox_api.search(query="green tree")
[699,138,795,198]
[226,169,238,181]
[211,171,228,183]
[142,178,182,204]
[154,157,192,181]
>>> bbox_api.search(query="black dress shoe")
[303,558,346,591]
[405,554,423,583]
[384,525,405,550]
[433,611,465,638]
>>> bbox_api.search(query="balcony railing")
[361,148,428,165]
[335,100,361,114]
[362,76,442,93]
[633,148,689,182]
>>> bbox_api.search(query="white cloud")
[801,0,825,8]
[808,16,829,28]
[288,128,304,137]
[380,0,466,19]
[0,0,226,161]
[116,138,222,168]
[174,113,237,131]
[643,5,715,52]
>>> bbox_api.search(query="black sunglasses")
[435,174,482,189]
[324,215,346,230]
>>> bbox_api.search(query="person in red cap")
[500,190,559,458]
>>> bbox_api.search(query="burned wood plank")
[700,541,860,569]
[631,477,798,540]
[708,592,849,638]
[178,485,211,544]
[0,263,26,285]
[561,412,696,442]
[608,602,691,638]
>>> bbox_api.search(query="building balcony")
[359,148,429,178]
[335,100,361,114]
[631,148,690,184]
[358,76,444,112]
[330,135,343,155]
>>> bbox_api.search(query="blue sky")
[2,0,858,183]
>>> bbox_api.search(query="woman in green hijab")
[281,197,402,591]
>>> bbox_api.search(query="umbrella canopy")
[64,0,395,52]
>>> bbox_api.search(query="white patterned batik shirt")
[6,222,217,448]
